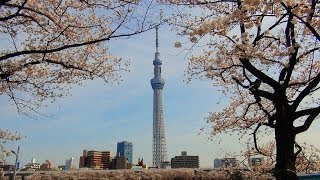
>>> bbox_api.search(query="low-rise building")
[79,149,112,169]
[25,162,40,170]
[214,157,238,168]
[40,160,52,171]
[171,151,199,168]
[248,157,264,166]
[110,155,128,169]
[25,157,41,170]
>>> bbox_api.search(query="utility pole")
[11,146,20,180]
[247,141,254,180]
[247,141,251,166]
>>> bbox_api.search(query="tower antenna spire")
[156,26,159,53]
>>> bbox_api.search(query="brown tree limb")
[294,111,320,134]
[294,142,302,157]
[253,14,287,46]
[293,106,320,119]
[240,59,282,90]
[292,73,320,111]
[252,123,269,156]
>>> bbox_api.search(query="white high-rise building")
[150,26,168,167]
[65,157,74,170]
[31,157,36,163]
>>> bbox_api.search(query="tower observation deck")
[151,26,168,167]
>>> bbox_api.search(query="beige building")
[171,151,199,168]
[25,157,41,170]
[79,150,112,169]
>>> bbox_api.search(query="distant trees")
[165,0,319,179]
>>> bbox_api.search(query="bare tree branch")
[252,123,269,156]
[294,110,320,134]
[292,73,320,111]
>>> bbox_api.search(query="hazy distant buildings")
[31,157,36,164]
[25,157,40,170]
[214,158,222,168]
[79,150,111,169]
[160,161,171,169]
[40,160,52,171]
[117,141,133,164]
[214,157,238,168]
[65,157,74,170]
[110,155,128,169]
[171,151,199,168]
[57,165,65,171]
[248,157,264,166]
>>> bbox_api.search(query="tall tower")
[151,26,168,167]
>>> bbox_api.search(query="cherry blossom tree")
[242,141,320,177]
[164,0,319,179]
[0,0,159,115]
[0,0,159,164]
[0,130,21,166]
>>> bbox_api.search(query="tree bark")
[274,110,298,180]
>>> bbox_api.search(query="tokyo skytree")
[151,27,168,167]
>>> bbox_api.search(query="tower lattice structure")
[150,27,168,167]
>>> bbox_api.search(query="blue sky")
[1,26,320,168]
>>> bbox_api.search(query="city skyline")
[1,26,320,168]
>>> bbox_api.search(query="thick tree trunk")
[274,117,297,180]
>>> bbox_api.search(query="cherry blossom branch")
[5,3,58,24]
[0,0,11,7]
[162,0,236,6]
[293,14,320,41]
[0,0,28,21]
[6,79,21,114]
[297,47,320,60]
[307,0,317,22]
[252,14,287,46]
[0,26,154,62]
[236,1,282,91]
